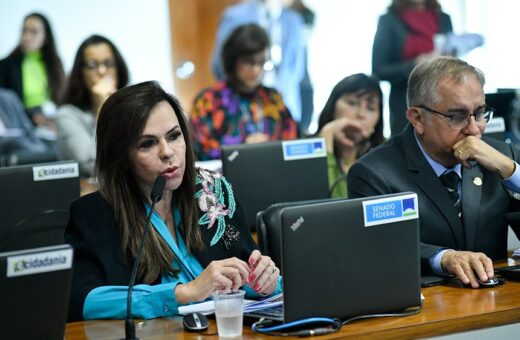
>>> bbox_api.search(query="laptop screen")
[221,138,329,230]
[0,244,73,339]
[0,161,80,252]
[258,193,421,323]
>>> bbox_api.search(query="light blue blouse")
[83,207,281,319]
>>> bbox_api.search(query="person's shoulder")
[223,1,253,17]
[194,81,228,101]
[259,84,281,96]
[70,191,115,228]
[57,104,87,116]
[71,191,107,210]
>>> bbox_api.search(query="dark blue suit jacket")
[348,125,520,274]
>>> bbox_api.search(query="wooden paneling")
[168,0,240,112]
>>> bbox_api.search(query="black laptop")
[0,244,73,339]
[249,192,421,322]
[221,138,329,230]
[0,161,79,252]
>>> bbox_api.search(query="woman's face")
[21,16,46,53]
[235,50,267,92]
[334,91,381,134]
[129,101,186,198]
[82,43,118,91]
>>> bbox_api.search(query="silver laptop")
[249,192,421,322]
[0,244,73,339]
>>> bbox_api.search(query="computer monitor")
[0,244,73,339]
[0,161,80,252]
[485,91,516,130]
[221,138,329,230]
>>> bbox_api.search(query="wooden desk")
[65,267,520,339]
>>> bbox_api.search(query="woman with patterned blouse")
[191,24,298,160]
[65,81,281,321]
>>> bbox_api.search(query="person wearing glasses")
[191,24,298,161]
[56,35,129,176]
[348,56,520,288]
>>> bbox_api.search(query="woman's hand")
[245,132,270,144]
[247,250,279,295]
[175,257,249,304]
[319,117,371,154]
[91,76,117,115]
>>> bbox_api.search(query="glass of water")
[212,290,245,337]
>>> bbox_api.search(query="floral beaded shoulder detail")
[195,168,239,247]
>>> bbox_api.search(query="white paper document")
[178,293,283,315]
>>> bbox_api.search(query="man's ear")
[406,107,425,135]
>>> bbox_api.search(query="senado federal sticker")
[362,193,419,227]
[282,138,326,161]
[7,248,73,277]
[33,163,79,181]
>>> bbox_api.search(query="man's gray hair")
[407,56,485,108]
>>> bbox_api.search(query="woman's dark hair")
[95,81,200,283]
[221,24,270,83]
[390,0,441,11]
[9,12,65,103]
[317,73,385,155]
[61,35,129,110]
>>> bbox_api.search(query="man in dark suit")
[348,56,520,288]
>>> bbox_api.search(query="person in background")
[290,0,315,135]
[211,0,305,124]
[348,56,520,288]
[317,74,384,198]
[372,0,452,136]
[0,88,53,166]
[191,24,298,161]
[56,35,129,177]
[65,81,281,321]
[0,12,65,129]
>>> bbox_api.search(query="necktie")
[439,171,462,218]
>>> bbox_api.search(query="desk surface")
[65,264,520,339]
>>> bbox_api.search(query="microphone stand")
[124,176,165,340]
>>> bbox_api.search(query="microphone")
[124,175,166,340]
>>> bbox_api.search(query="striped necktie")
[439,171,461,218]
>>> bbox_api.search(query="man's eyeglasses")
[417,104,495,129]
[83,59,116,71]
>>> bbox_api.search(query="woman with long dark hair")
[0,12,65,127]
[65,81,281,321]
[56,35,129,176]
[317,74,384,198]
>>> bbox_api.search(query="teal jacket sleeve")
[83,282,180,320]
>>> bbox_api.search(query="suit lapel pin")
[473,177,482,186]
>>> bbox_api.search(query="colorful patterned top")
[190,81,298,160]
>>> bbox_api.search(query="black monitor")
[485,91,516,129]
[0,244,73,339]
[221,138,329,230]
[0,161,80,252]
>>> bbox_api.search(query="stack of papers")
[178,293,283,315]
[513,249,520,258]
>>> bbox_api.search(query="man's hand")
[453,136,515,178]
[440,250,494,288]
